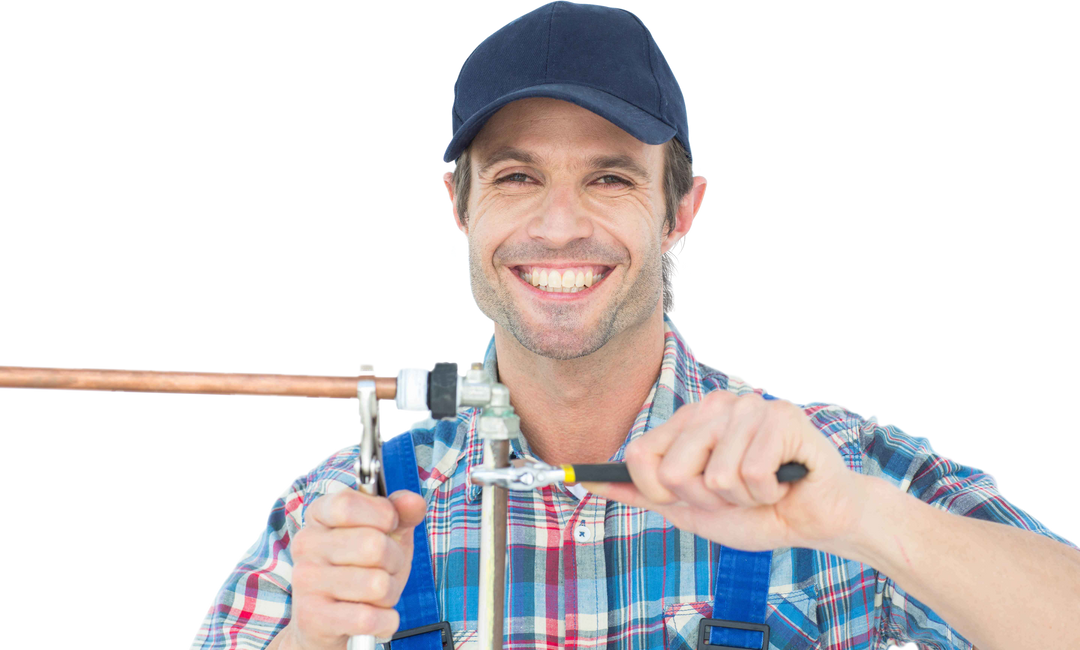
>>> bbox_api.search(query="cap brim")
[443,83,677,163]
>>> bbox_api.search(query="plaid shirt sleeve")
[190,478,304,649]
[851,410,1080,647]
[191,448,360,650]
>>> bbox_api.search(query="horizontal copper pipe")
[0,366,397,400]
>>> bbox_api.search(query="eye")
[494,170,533,183]
[596,173,630,185]
[494,171,635,186]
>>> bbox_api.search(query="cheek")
[472,188,544,224]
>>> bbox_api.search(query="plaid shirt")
[193,317,1077,650]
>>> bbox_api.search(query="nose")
[525,182,593,247]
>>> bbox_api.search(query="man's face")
[459,98,671,360]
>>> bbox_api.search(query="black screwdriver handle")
[568,463,633,483]
[569,461,808,484]
[776,462,808,483]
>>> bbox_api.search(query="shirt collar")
[462,315,707,503]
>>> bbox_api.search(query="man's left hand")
[583,391,869,553]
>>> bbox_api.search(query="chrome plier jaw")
[471,461,566,491]
[355,366,386,498]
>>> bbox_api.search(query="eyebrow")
[476,148,651,181]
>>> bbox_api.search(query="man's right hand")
[267,488,428,650]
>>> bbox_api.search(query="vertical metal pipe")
[478,438,509,650]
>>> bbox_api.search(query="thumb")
[387,490,427,546]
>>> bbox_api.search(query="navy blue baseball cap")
[444,1,690,163]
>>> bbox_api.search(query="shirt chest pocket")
[662,586,821,650]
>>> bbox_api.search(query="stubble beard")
[462,240,660,362]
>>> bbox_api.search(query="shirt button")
[574,521,592,542]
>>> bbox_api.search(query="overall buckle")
[696,618,770,650]
[389,620,454,649]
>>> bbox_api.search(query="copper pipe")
[0,366,397,400]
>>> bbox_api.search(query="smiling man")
[194,3,1080,650]
[452,96,702,467]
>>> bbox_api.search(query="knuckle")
[624,440,646,465]
[656,463,685,488]
[377,607,401,638]
[304,605,325,632]
[733,393,761,413]
[353,603,398,637]
[741,463,771,484]
[376,497,400,530]
[359,496,395,532]
[327,491,354,524]
[353,604,377,634]
[366,531,391,566]
[292,599,319,632]
[324,491,399,531]
[291,561,311,588]
[704,470,733,492]
[291,530,311,557]
[775,398,799,416]
[291,561,319,593]
[291,597,311,623]
[296,527,325,557]
[368,569,392,601]
[704,391,733,408]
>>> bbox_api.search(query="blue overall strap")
[701,546,773,649]
[381,432,449,650]
[700,392,780,649]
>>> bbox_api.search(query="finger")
[330,561,403,608]
[387,490,427,551]
[582,481,693,522]
[312,526,407,574]
[623,403,699,504]
[624,439,677,505]
[580,481,654,509]
[702,394,765,507]
[382,490,427,592]
[654,404,730,510]
[629,400,700,455]
[740,407,792,506]
[307,490,399,532]
[293,597,400,640]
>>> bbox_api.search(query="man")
[193,3,1080,649]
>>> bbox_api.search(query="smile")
[511,264,613,300]
[512,265,609,294]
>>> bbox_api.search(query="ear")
[443,172,468,234]
[656,171,708,252]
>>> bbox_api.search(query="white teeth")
[519,266,607,293]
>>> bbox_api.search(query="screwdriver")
[470,460,808,490]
